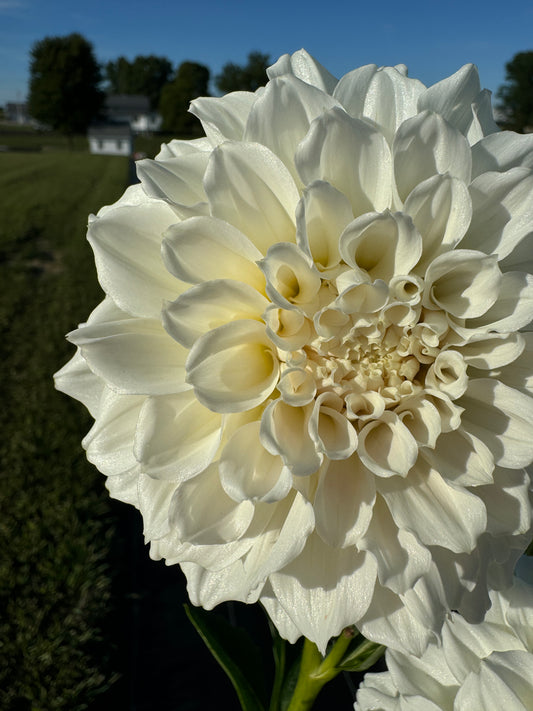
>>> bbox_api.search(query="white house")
[88,123,133,156]
[105,95,162,133]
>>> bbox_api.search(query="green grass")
[0,150,129,709]
[0,124,190,158]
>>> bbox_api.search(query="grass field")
[0,124,179,158]
[0,149,129,709]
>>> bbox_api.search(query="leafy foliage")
[159,61,210,135]
[105,55,173,110]
[496,51,533,132]
[215,51,270,94]
[28,33,103,134]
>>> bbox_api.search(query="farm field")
[0,150,127,708]
[0,125,176,157]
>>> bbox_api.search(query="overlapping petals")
[55,49,533,655]
[355,561,533,710]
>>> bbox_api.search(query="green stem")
[285,628,355,711]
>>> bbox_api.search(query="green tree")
[496,51,533,132]
[215,51,270,94]
[159,61,210,135]
[105,55,173,110]
[28,33,103,135]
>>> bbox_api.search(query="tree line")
[27,33,533,138]
[28,33,270,137]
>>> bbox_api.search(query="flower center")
[304,322,428,418]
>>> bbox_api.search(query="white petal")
[457,332,525,369]
[161,216,265,290]
[270,535,377,653]
[358,411,418,478]
[355,672,403,710]
[423,249,501,318]
[475,467,532,537]
[459,378,533,468]
[163,279,268,348]
[336,279,389,315]
[264,306,313,351]
[88,202,184,318]
[417,64,482,136]
[258,242,321,310]
[260,399,322,476]
[267,49,337,94]
[219,421,291,503]
[464,167,533,259]
[395,395,442,447]
[260,594,302,644]
[277,367,316,406]
[377,459,487,553]
[155,137,211,160]
[358,582,438,657]
[204,141,299,253]
[137,473,177,539]
[360,495,431,594]
[404,173,472,270]
[186,320,279,413]
[425,350,468,400]
[309,395,358,460]
[105,468,140,506]
[181,559,258,607]
[244,75,339,182]
[242,492,315,587]
[190,91,256,144]
[339,210,422,282]
[82,389,143,476]
[471,131,533,178]
[334,64,425,143]
[465,271,533,332]
[54,350,104,418]
[385,644,458,704]
[421,428,494,486]
[455,651,533,711]
[393,111,472,202]
[134,391,222,480]
[313,454,376,548]
[296,180,354,271]
[495,332,533,394]
[169,462,254,544]
[136,153,209,207]
[468,89,500,143]
[68,317,189,395]
[295,106,393,216]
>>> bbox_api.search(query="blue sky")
[1,0,532,107]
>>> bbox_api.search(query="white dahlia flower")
[55,50,533,654]
[355,559,533,710]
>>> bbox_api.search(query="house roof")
[106,94,151,114]
[88,122,133,138]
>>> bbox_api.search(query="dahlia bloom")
[355,560,533,710]
[55,50,533,654]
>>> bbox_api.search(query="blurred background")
[1,0,532,708]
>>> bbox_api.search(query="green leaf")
[279,651,303,711]
[337,638,386,672]
[184,604,268,711]
[267,619,286,711]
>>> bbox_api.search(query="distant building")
[104,94,161,133]
[88,123,133,156]
[4,102,30,124]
